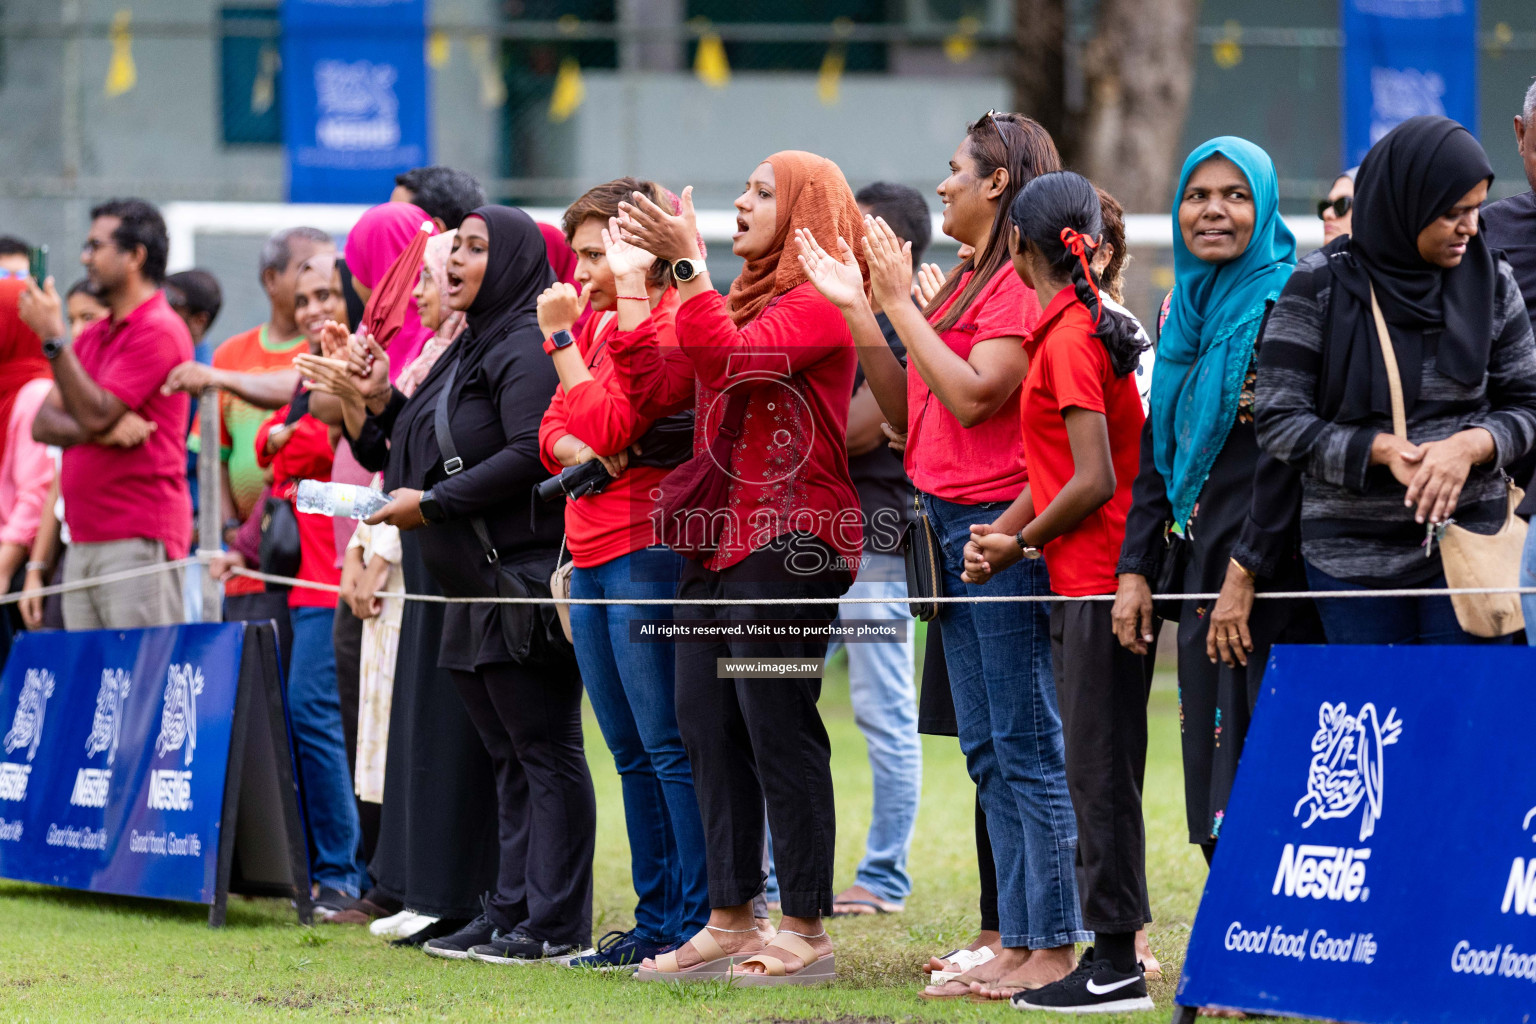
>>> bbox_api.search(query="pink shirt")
[905,267,1038,504]
[0,378,56,548]
[61,291,194,558]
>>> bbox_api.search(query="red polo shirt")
[905,267,1039,504]
[255,407,340,609]
[1020,290,1144,597]
[61,290,194,559]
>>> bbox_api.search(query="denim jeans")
[829,553,920,903]
[1305,561,1518,646]
[1521,526,1536,646]
[921,493,1086,949]
[570,546,708,943]
[287,605,367,896]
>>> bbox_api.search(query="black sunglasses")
[1317,196,1353,220]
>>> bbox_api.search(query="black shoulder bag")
[900,493,943,621]
[433,359,574,666]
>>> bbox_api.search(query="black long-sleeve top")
[1117,306,1304,584]
[352,329,563,668]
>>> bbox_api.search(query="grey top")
[1254,249,1536,587]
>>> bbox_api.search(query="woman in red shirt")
[533,178,705,970]
[796,113,1083,997]
[254,396,368,913]
[962,171,1154,1014]
[611,151,864,984]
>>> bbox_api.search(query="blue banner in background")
[1342,0,1479,167]
[0,625,244,905]
[281,0,429,203]
[1177,645,1536,1022]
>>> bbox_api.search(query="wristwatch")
[541,329,576,355]
[1015,530,1042,560]
[42,336,67,360]
[671,258,703,283]
[418,488,446,525]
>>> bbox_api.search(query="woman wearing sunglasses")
[1318,168,1357,245]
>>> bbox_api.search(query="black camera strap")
[432,358,501,565]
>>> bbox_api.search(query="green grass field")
[0,631,1218,1023]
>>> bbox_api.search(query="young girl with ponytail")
[963,170,1155,1014]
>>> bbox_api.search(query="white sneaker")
[370,910,439,938]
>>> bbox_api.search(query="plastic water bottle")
[295,480,391,520]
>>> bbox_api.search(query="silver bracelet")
[25,561,47,573]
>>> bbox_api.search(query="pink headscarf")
[344,202,435,378]
[395,230,465,398]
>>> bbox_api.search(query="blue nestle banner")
[1178,645,1536,1022]
[281,0,429,203]
[0,625,244,904]
[1342,0,1479,167]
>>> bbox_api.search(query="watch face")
[673,259,697,282]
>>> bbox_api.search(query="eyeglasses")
[1317,196,1353,220]
[0,269,29,280]
[80,238,119,255]
[979,108,1006,140]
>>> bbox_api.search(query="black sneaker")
[565,929,672,972]
[424,908,499,961]
[1012,951,1153,1014]
[312,886,352,921]
[468,927,591,966]
[391,916,468,949]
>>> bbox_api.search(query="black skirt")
[368,530,502,918]
[1174,421,1323,846]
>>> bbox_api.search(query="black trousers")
[674,537,849,919]
[1049,599,1154,935]
[451,658,595,944]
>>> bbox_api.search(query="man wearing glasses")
[0,237,31,279]
[17,199,193,630]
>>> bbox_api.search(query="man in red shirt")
[20,199,193,630]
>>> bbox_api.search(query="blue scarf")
[1151,137,1296,527]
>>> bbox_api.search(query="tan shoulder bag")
[1369,282,1526,637]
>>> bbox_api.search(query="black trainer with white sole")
[1012,954,1153,1014]
[468,928,591,966]
[423,913,499,960]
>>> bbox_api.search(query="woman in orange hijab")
[609,151,865,984]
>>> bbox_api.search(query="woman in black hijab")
[1256,115,1536,643]
[357,206,597,962]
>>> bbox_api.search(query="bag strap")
[706,390,751,464]
[432,358,500,564]
[1367,281,1408,439]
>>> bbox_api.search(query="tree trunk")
[1011,0,1069,155]
[1077,0,1198,211]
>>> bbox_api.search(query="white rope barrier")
[6,554,1535,609]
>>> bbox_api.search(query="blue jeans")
[830,553,920,903]
[1521,526,1536,646]
[1306,562,1518,646]
[922,493,1086,949]
[570,546,708,944]
[287,605,367,896]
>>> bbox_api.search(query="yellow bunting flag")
[943,15,979,64]
[817,47,845,106]
[250,44,280,115]
[548,57,586,122]
[466,35,507,110]
[427,31,451,70]
[1213,20,1243,70]
[104,9,137,97]
[694,21,731,88]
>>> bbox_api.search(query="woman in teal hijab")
[1113,137,1323,868]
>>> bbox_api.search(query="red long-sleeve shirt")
[607,283,863,576]
[538,290,681,568]
[256,406,341,608]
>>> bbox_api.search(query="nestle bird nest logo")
[3,669,56,764]
[314,59,401,152]
[1294,701,1403,843]
[147,664,204,813]
[85,668,132,767]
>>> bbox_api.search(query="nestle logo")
[1272,843,1371,902]
[69,768,112,809]
[146,769,192,811]
[0,763,30,802]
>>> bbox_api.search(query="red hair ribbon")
[1060,226,1103,327]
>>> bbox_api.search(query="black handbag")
[434,359,573,666]
[1152,526,1191,623]
[901,493,943,621]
